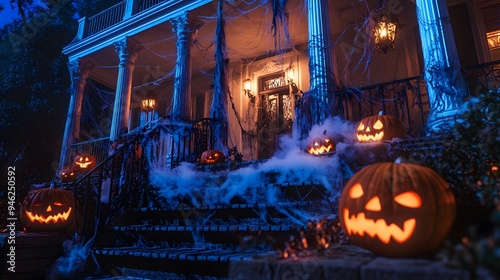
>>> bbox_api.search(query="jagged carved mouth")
[357,131,384,142]
[25,208,72,224]
[76,161,93,168]
[308,144,334,155]
[343,208,416,244]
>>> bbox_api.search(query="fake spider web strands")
[210,0,229,152]
[415,0,466,131]
[271,0,291,53]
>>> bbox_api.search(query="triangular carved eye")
[357,123,365,131]
[373,120,384,130]
[349,183,364,198]
[394,191,422,208]
[365,196,382,211]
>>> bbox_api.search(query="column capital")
[170,11,203,35]
[67,58,93,89]
[114,37,143,67]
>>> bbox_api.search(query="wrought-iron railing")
[463,59,500,96]
[338,75,429,137]
[71,137,111,167]
[86,1,127,36]
[143,118,227,169]
[67,134,147,239]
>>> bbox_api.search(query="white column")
[169,12,199,122]
[307,0,337,125]
[416,0,466,133]
[58,58,92,170]
[110,37,142,141]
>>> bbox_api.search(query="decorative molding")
[252,61,286,76]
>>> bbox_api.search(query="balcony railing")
[76,0,181,40]
[86,1,127,36]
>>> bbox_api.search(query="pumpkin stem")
[378,111,383,116]
[394,157,404,164]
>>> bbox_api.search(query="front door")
[258,90,293,158]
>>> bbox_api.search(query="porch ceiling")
[83,0,372,91]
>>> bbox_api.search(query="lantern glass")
[142,95,156,112]
[243,78,251,92]
[373,15,397,53]
[286,67,294,82]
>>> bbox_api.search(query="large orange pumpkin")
[339,161,456,257]
[20,188,76,232]
[200,149,225,165]
[356,113,405,142]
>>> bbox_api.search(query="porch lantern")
[286,67,294,83]
[243,78,254,101]
[373,15,397,54]
[141,92,156,113]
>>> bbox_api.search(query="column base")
[425,109,458,135]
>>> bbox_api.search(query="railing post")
[123,0,139,20]
[76,17,89,40]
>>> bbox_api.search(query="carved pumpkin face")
[307,137,335,155]
[59,168,77,183]
[20,188,75,232]
[356,114,405,142]
[200,149,225,165]
[74,154,96,170]
[339,162,456,257]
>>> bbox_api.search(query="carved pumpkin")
[339,161,456,257]
[200,149,225,165]
[356,113,405,142]
[59,168,77,183]
[20,188,76,232]
[74,154,96,171]
[307,137,335,155]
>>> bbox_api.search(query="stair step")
[137,200,320,212]
[94,247,277,262]
[113,224,300,233]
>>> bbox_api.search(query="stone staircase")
[89,174,340,279]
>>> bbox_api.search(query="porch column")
[416,0,466,133]
[307,0,337,125]
[169,12,200,122]
[58,58,92,170]
[110,37,142,141]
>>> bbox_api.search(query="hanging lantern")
[373,15,397,54]
[141,92,156,113]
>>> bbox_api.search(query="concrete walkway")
[228,244,497,280]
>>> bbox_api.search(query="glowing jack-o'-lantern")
[339,161,456,257]
[74,154,96,171]
[307,137,335,155]
[200,149,225,165]
[356,112,405,142]
[20,188,76,232]
[59,168,77,183]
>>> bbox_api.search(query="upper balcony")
[64,0,213,59]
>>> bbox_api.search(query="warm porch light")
[286,67,294,82]
[141,93,156,112]
[487,31,500,50]
[243,78,254,100]
[373,15,397,54]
